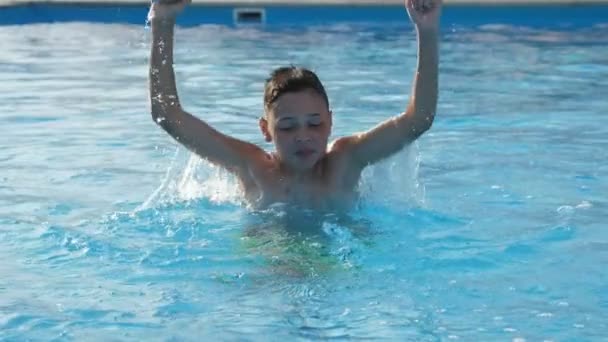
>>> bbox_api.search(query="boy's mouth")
[295,148,315,158]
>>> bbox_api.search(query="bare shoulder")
[327,135,365,164]
[232,145,275,200]
[324,136,366,186]
[328,135,359,154]
[243,145,279,180]
[326,136,361,169]
[247,146,276,169]
[240,141,269,160]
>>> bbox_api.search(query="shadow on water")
[238,206,379,278]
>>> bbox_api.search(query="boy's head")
[259,66,332,172]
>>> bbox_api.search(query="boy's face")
[260,90,332,172]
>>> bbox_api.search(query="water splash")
[136,147,243,212]
[358,141,425,208]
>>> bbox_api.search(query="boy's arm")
[340,0,441,167]
[149,4,264,174]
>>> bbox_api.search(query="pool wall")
[1,0,608,26]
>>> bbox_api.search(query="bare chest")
[244,159,359,209]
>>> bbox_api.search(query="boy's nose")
[295,134,312,143]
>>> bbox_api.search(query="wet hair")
[263,66,329,114]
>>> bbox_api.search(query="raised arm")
[341,0,441,167]
[148,1,264,174]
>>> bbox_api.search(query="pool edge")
[2,0,608,7]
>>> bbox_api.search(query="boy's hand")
[148,0,191,21]
[405,0,442,32]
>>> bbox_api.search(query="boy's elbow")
[150,96,182,123]
[404,102,435,131]
[150,107,178,134]
[150,107,160,122]
[150,107,165,124]
[150,110,169,132]
[409,111,435,138]
[151,104,180,124]
[419,113,435,133]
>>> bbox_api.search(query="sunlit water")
[1,21,607,341]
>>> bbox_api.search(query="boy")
[148,0,441,210]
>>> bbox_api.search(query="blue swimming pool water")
[1,20,607,341]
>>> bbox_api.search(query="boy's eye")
[309,117,322,126]
[278,126,294,131]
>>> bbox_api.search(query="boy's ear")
[259,117,272,142]
[328,109,333,128]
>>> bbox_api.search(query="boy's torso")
[239,148,362,210]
